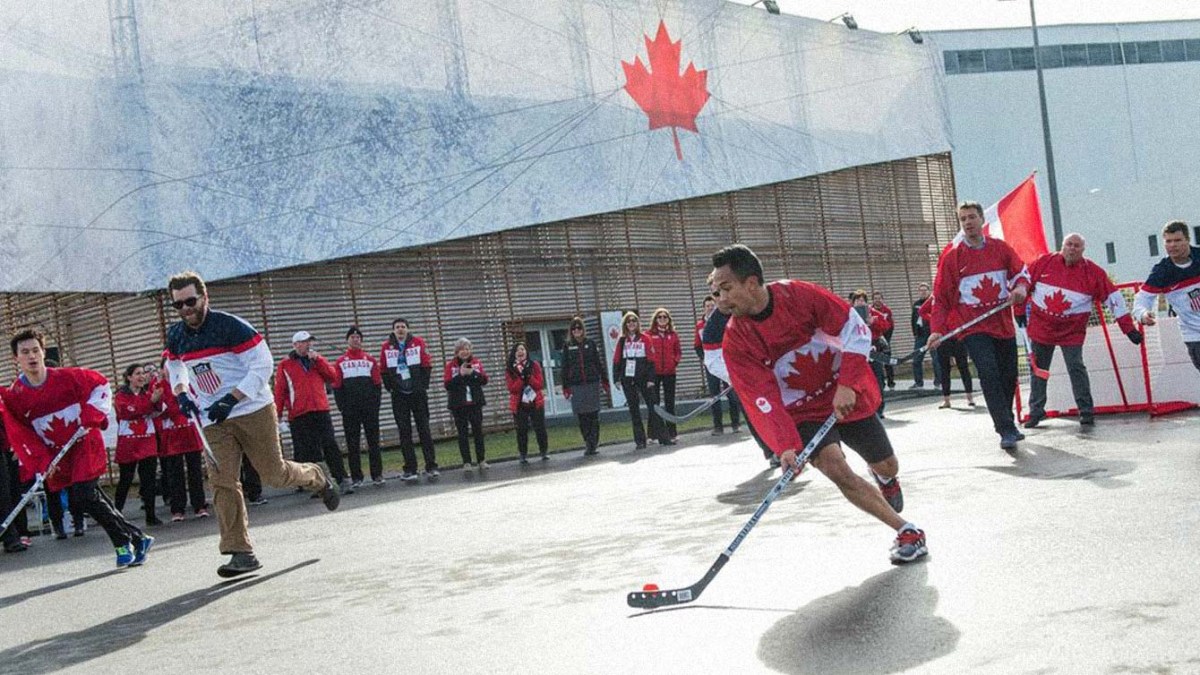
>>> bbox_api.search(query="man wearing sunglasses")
[164,271,340,578]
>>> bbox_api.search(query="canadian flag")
[948,174,1050,264]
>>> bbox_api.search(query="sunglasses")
[571,326,583,331]
[172,297,200,310]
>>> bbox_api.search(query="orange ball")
[642,583,659,592]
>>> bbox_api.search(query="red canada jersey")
[333,348,382,388]
[867,307,892,341]
[114,386,162,464]
[1026,253,1134,347]
[932,236,1030,339]
[151,375,203,456]
[0,367,112,491]
[723,281,879,455]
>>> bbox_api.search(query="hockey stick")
[874,300,1015,366]
[654,384,733,424]
[626,412,838,610]
[189,413,221,471]
[0,427,87,533]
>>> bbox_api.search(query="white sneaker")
[463,463,474,472]
[372,477,385,486]
[478,460,490,469]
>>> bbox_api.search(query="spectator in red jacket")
[114,363,165,525]
[872,291,897,389]
[851,290,891,418]
[274,331,350,492]
[445,338,489,470]
[505,342,548,464]
[647,307,683,441]
[149,359,210,520]
[613,312,671,449]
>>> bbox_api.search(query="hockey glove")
[1126,330,1143,346]
[177,392,201,417]
[206,393,239,424]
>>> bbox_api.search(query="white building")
[930,19,1200,283]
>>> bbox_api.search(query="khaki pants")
[204,403,327,554]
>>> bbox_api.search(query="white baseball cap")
[291,330,315,343]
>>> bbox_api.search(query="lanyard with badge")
[624,339,645,377]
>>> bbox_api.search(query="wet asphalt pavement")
[2,398,1199,674]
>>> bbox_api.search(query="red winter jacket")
[274,352,337,421]
[866,306,892,342]
[645,329,682,376]
[505,360,546,413]
[114,386,162,464]
[151,375,203,456]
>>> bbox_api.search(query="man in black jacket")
[909,283,938,389]
[380,318,438,481]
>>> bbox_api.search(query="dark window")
[1149,235,1159,257]
[985,48,1013,71]
[1121,42,1137,64]
[958,50,986,73]
[1193,226,1200,243]
[1106,242,1117,264]
[1135,41,1162,63]
[1011,47,1036,70]
[1162,39,1187,62]
[1062,43,1089,67]
[943,51,960,74]
[1087,43,1116,66]
[1038,44,1063,68]
[1186,39,1200,60]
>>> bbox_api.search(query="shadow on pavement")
[0,569,125,611]
[982,443,1135,489]
[0,559,319,675]
[715,468,809,515]
[757,562,958,675]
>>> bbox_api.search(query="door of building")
[523,325,572,416]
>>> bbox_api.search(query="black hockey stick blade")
[627,554,728,609]
[654,385,732,424]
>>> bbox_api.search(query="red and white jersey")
[151,375,203,456]
[1027,253,1134,347]
[723,280,879,455]
[114,386,162,464]
[932,236,1030,339]
[333,348,382,387]
[0,367,112,491]
[164,310,275,425]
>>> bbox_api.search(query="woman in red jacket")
[114,363,165,525]
[613,312,671,449]
[444,338,489,470]
[505,342,549,464]
[149,359,209,521]
[646,308,683,441]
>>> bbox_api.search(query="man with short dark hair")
[696,295,741,435]
[381,318,438,481]
[1134,220,1200,372]
[710,244,927,564]
[164,271,339,577]
[910,282,938,389]
[929,202,1030,451]
[333,326,384,487]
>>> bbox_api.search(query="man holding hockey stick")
[710,244,927,565]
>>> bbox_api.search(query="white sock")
[871,470,895,485]
[899,521,919,533]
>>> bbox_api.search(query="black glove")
[1126,330,1143,345]
[1015,313,1027,328]
[206,393,239,424]
[177,392,201,418]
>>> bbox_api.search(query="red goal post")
[1016,281,1200,420]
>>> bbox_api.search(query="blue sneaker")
[130,535,155,567]
[115,545,135,568]
[890,527,928,564]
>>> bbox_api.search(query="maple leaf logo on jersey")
[622,21,711,161]
[33,406,82,448]
[775,346,839,407]
[1042,289,1072,317]
[973,275,1004,305]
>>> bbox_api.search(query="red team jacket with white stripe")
[1026,252,1135,347]
[1134,245,1200,343]
[165,310,275,426]
[723,280,879,455]
[114,386,163,464]
[932,236,1030,340]
[274,352,337,421]
[151,375,203,456]
[0,368,112,491]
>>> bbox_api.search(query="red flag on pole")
[946,174,1051,263]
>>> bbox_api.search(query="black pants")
[882,329,896,387]
[241,455,262,501]
[1028,342,1093,418]
[963,334,1019,436]
[392,390,438,473]
[292,411,346,483]
[706,372,741,431]
[576,412,600,452]
[0,453,26,544]
[514,406,549,458]
[161,451,207,515]
[936,339,973,397]
[341,399,382,481]
[452,405,486,463]
[623,379,667,446]
[870,357,886,415]
[655,374,678,439]
[46,488,83,535]
[114,456,158,515]
[69,479,144,548]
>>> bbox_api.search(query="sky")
[729,0,1200,33]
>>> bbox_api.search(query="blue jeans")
[913,333,940,386]
[706,371,740,431]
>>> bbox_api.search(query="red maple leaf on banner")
[782,349,836,401]
[622,21,711,161]
[1043,289,1072,316]
[973,275,1004,305]
[41,415,78,448]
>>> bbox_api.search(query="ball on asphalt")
[642,583,659,592]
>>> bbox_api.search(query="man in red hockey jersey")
[711,244,927,564]
[1023,233,1141,428]
[1,328,153,569]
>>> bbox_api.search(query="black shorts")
[796,414,894,464]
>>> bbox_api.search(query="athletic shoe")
[463,463,474,472]
[196,507,211,518]
[54,531,68,541]
[426,469,440,478]
[1023,414,1045,429]
[115,545,135,568]
[146,515,164,527]
[351,480,364,489]
[908,383,924,389]
[171,513,186,522]
[1014,432,1025,441]
[1080,414,1095,426]
[217,552,262,578]
[874,474,904,513]
[731,425,741,433]
[583,448,599,456]
[247,497,268,506]
[130,535,155,566]
[768,455,781,469]
[318,476,341,511]
[372,477,386,486]
[540,453,550,461]
[661,439,677,446]
[634,443,647,450]
[711,428,724,436]
[400,472,419,482]
[73,528,85,537]
[3,540,28,553]
[339,479,355,495]
[478,460,490,469]
[519,456,529,465]
[890,527,927,564]
[1000,431,1020,451]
